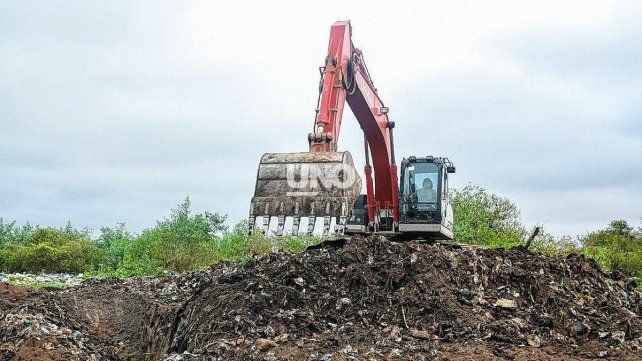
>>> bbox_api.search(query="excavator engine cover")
[248,151,362,236]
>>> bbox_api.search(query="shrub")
[92,223,135,271]
[0,218,36,246]
[0,191,638,288]
[280,233,324,253]
[111,197,228,275]
[530,231,580,257]
[450,185,526,248]
[0,228,95,273]
[581,220,642,279]
[218,221,251,258]
[88,200,321,277]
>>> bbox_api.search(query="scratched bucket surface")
[249,151,362,235]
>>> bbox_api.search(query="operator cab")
[345,155,455,239]
[398,156,455,239]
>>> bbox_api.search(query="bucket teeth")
[307,202,316,235]
[259,203,271,235]
[274,203,285,237]
[276,215,285,237]
[322,216,331,236]
[261,216,271,235]
[248,216,256,235]
[248,200,355,236]
[292,216,301,236]
[307,216,316,235]
[335,215,347,234]
[248,203,256,235]
[335,202,347,234]
[322,202,331,235]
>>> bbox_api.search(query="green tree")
[0,228,95,273]
[122,197,228,274]
[581,220,642,278]
[93,223,135,270]
[0,218,36,246]
[450,185,526,247]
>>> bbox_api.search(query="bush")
[0,218,36,246]
[450,185,526,248]
[529,231,580,257]
[0,228,96,273]
[0,198,325,277]
[89,199,323,277]
[217,221,251,258]
[581,220,642,279]
[2,191,636,286]
[92,223,135,271]
[110,197,228,276]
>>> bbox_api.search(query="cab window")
[403,162,439,204]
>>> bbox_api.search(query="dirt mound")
[1,236,641,360]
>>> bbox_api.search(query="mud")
[1,236,641,360]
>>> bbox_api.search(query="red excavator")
[249,21,455,239]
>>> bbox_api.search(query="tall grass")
[0,198,324,277]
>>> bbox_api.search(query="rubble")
[1,273,84,288]
[1,236,641,360]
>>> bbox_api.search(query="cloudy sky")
[1,0,641,236]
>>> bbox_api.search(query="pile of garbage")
[166,236,642,360]
[1,236,641,360]
[0,273,85,288]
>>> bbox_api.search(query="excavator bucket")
[248,151,362,236]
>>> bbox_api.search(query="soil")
[1,236,641,360]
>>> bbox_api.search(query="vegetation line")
[0,187,640,290]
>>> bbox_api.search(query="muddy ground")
[1,236,641,360]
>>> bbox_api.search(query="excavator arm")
[309,21,399,226]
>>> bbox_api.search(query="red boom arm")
[308,21,399,226]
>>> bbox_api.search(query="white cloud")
[1,0,640,235]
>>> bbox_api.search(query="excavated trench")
[1,236,642,360]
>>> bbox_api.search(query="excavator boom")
[248,21,397,236]
[309,21,399,226]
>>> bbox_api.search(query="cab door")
[441,169,454,230]
[440,168,447,221]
